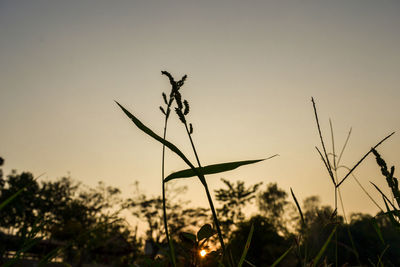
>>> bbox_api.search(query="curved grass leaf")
[371,218,385,245]
[165,157,276,182]
[238,223,254,267]
[336,132,395,188]
[0,188,25,211]
[271,246,293,267]
[0,173,45,211]
[371,182,396,210]
[38,246,65,266]
[244,260,256,267]
[115,102,202,178]
[311,225,337,267]
[4,238,43,267]
[290,188,305,226]
[382,198,400,228]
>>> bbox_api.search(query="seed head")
[175,108,186,123]
[162,92,168,105]
[189,123,193,134]
[183,100,190,115]
[159,106,166,115]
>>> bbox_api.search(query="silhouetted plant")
[371,148,400,230]
[115,71,276,265]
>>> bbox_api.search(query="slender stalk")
[329,119,338,267]
[183,122,227,254]
[336,132,395,188]
[312,98,335,186]
[161,115,176,267]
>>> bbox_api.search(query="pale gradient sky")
[1,1,399,219]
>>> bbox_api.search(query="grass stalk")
[161,115,176,267]
[336,132,395,188]
[182,118,229,262]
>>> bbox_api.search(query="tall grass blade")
[337,127,352,166]
[244,260,256,267]
[238,223,254,267]
[336,132,395,188]
[270,246,293,267]
[345,226,361,265]
[4,238,42,267]
[290,188,305,226]
[371,182,396,209]
[382,197,400,227]
[315,146,336,186]
[0,173,45,211]
[165,157,275,182]
[311,97,335,182]
[38,247,64,266]
[377,245,389,267]
[0,187,25,211]
[167,239,176,267]
[291,188,307,266]
[311,225,337,267]
[336,166,383,211]
[371,218,385,245]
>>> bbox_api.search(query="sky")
[1,0,400,220]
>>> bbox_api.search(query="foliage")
[258,182,290,234]
[215,178,262,235]
[227,215,295,266]
[0,166,140,265]
[124,182,208,249]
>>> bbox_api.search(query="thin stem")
[336,132,395,188]
[334,187,338,267]
[183,122,229,262]
[338,166,384,212]
[312,98,335,185]
[161,115,176,267]
[329,119,338,267]
[337,128,352,167]
[331,125,362,267]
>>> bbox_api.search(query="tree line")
[1,157,400,266]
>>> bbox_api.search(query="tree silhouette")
[215,178,262,236]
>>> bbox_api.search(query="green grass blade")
[382,197,400,227]
[290,188,305,226]
[371,218,385,245]
[0,172,45,211]
[4,237,42,267]
[165,157,276,182]
[244,259,256,267]
[270,246,293,267]
[167,238,176,267]
[238,223,254,267]
[0,187,25,211]
[38,246,65,266]
[311,225,337,267]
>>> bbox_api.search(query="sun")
[199,249,207,257]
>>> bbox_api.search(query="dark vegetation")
[1,72,399,266]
